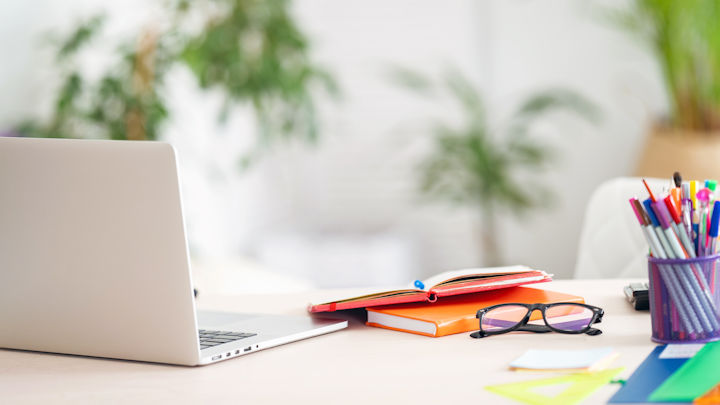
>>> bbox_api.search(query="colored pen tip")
[707,179,718,192]
[673,172,682,188]
[642,179,657,202]
[711,201,720,237]
[630,199,649,226]
[697,188,712,202]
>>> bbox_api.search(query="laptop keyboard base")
[199,329,257,350]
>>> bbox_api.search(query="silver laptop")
[0,137,347,366]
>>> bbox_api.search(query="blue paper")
[608,345,688,403]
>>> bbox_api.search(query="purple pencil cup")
[648,254,720,343]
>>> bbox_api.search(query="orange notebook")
[366,286,584,337]
[695,383,720,405]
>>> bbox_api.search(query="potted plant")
[393,69,598,265]
[613,0,720,178]
[13,0,335,163]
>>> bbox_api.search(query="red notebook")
[308,265,551,313]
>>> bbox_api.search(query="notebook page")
[420,265,533,291]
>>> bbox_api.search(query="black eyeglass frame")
[470,302,604,339]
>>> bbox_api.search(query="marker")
[709,201,720,255]
[682,182,693,242]
[706,179,717,192]
[697,188,712,256]
[653,201,691,261]
[691,180,699,210]
[693,211,700,254]
[663,196,695,257]
[672,173,682,216]
[707,180,718,204]
[710,201,720,296]
[644,199,675,257]
[670,188,682,217]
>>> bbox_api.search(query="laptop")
[0,137,347,366]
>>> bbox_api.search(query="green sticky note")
[485,368,623,405]
[649,341,720,402]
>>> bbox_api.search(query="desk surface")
[1,279,654,404]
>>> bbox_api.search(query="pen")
[697,188,712,256]
[706,179,717,194]
[691,180,699,211]
[671,188,682,217]
[709,201,720,256]
[644,199,675,259]
[663,196,695,258]
[693,211,700,256]
[671,172,682,217]
[708,180,718,208]
[682,183,693,245]
[710,201,720,297]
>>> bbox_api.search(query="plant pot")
[635,127,720,180]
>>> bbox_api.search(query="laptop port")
[226,352,231,357]
[235,350,240,355]
[212,355,222,361]
[244,346,251,352]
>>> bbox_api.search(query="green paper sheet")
[649,341,720,402]
[485,368,623,405]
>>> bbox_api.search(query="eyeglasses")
[470,302,604,339]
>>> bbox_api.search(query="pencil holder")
[648,254,720,343]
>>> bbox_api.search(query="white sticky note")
[509,347,615,370]
[658,344,705,359]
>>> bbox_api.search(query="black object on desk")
[624,282,649,310]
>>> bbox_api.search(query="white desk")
[0,279,654,404]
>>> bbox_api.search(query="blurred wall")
[0,0,666,283]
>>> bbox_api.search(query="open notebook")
[308,265,551,313]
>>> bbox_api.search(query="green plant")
[393,69,598,265]
[610,0,720,131]
[16,0,335,161]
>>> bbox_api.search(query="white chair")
[573,177,669,279]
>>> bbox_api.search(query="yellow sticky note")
[485,368,623,405]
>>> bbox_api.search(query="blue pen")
[693,211,700,256]
[709,201,720,255]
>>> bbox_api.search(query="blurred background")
[3,0,717,293]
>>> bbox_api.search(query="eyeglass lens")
[481,305,529,332]
[544,304,595,332]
